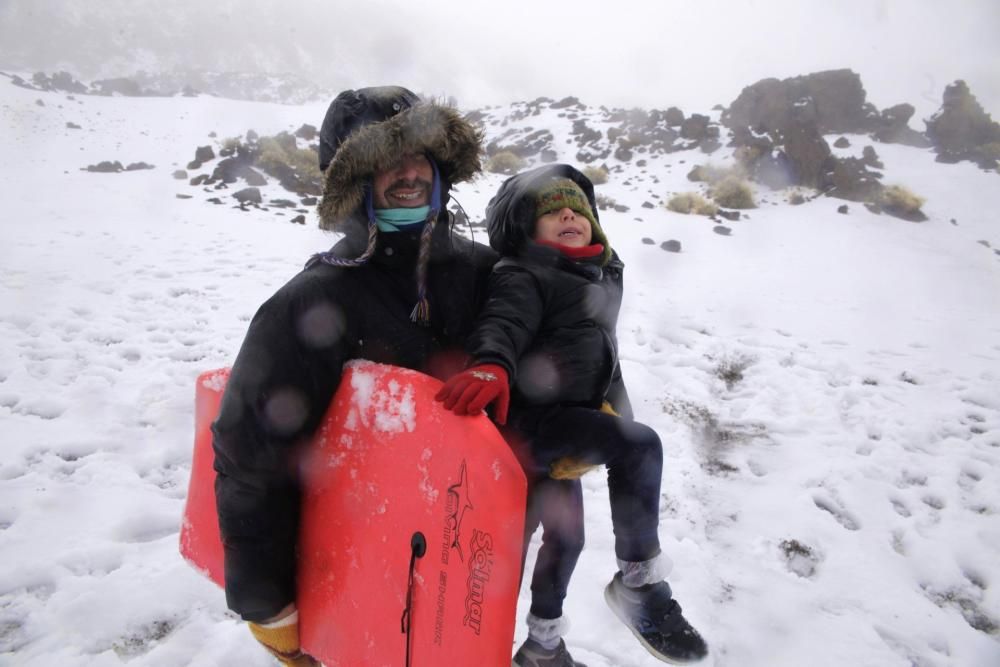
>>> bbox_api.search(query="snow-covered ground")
[1,81,999,666]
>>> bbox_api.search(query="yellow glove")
[248,612,320,667]
[549,402,619,480]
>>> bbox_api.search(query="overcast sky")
[2,0,998,119]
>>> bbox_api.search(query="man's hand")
[434,364,510,425]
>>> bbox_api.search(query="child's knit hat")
[534,178,611,264]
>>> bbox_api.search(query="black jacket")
[466,164,633,421]
[212,87,495,621]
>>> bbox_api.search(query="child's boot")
[604,572,707,663]
[513,613,587,667]
[513,637,587,667]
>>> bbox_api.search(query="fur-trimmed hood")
[318,102,483,231]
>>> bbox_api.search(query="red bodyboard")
[180,361,527,666]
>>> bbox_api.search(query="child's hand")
[434,364,510,425]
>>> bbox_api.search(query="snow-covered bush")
[582,165,609,185]
[486,150,526,175]
[666,192,718,216]
[709,176,756,209]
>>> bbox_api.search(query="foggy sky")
[1,0,998,118]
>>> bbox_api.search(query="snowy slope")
[1,81,999,667]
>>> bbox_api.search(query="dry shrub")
[880,184,925,215]
[582,165,609,185]
[486,150,526,175]
[258,133,320,178]
[709,176,756,209]
[691,162,744,184]
[666,192,718,216]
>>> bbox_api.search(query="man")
[212,86,497,665]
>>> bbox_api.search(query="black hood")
[484,163,602,258]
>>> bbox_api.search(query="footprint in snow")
[812,493,861,531]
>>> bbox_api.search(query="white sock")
[617,553,673,587]
[526,612,568,651]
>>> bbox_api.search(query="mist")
[2,0,998,117]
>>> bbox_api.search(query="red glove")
[434,364,510,425]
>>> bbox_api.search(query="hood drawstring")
[304,188,379,270]
[409,158,442,326]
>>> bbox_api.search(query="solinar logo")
[462,529,494,634]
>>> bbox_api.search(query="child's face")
[534,207,594,247]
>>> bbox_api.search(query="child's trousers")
[508,405,665,618]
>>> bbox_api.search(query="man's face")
[372,153,433,209]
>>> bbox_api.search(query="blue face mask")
[374,206,431,232]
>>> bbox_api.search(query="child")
[436,164,708,666]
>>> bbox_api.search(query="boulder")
[722,69,878,136]
[85,161,124,173]
[233,187,262,205]
[872,103,931,147]
[925,80,1000,167]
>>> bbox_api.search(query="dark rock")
[661,240,682,252]
[85,161,124,173]
[883,205,928,223]
[551,96,582,109]
[291,214,307,224]
[66,122,81,130]
[717,209,740,221]
[207,197,224,205]
[872,103,931,147]
[862,146,883,169]
[642,238,655,245]
[680,114,710,141]
[825,157,883,202]
[713,226,732,236]
[571,119,602,145]
[300,196,318,206]
[294,124,318,141]
[233,187,262,204]
[242,167,268,186]
[246,129,259,142]
[700,137,722,154]
[91,77,145,97]
[642,201,655,209]
[35,99,45,107]
[173,170,189,179]
[665,107,685,126]
[270,199,297,209]
[195,145,216,163]
[834,137,850,148]
[615,146,634,162]
[176,194,192,199]
[926,80,1000,166]
[723,69,877,136]
[837,204,849,214]
[125,162,155,171]
[190,174,210,186]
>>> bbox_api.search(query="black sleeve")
[605,360,635,421]
[211,273,349,621]
[464,265,545,380]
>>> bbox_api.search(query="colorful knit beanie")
[534,178,611,264]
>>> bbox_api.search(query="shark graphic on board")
[446,460,474,562]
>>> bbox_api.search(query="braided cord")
[409,212,437,325]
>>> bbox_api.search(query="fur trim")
[318,103,482,231]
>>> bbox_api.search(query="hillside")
[1,72,999,667]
